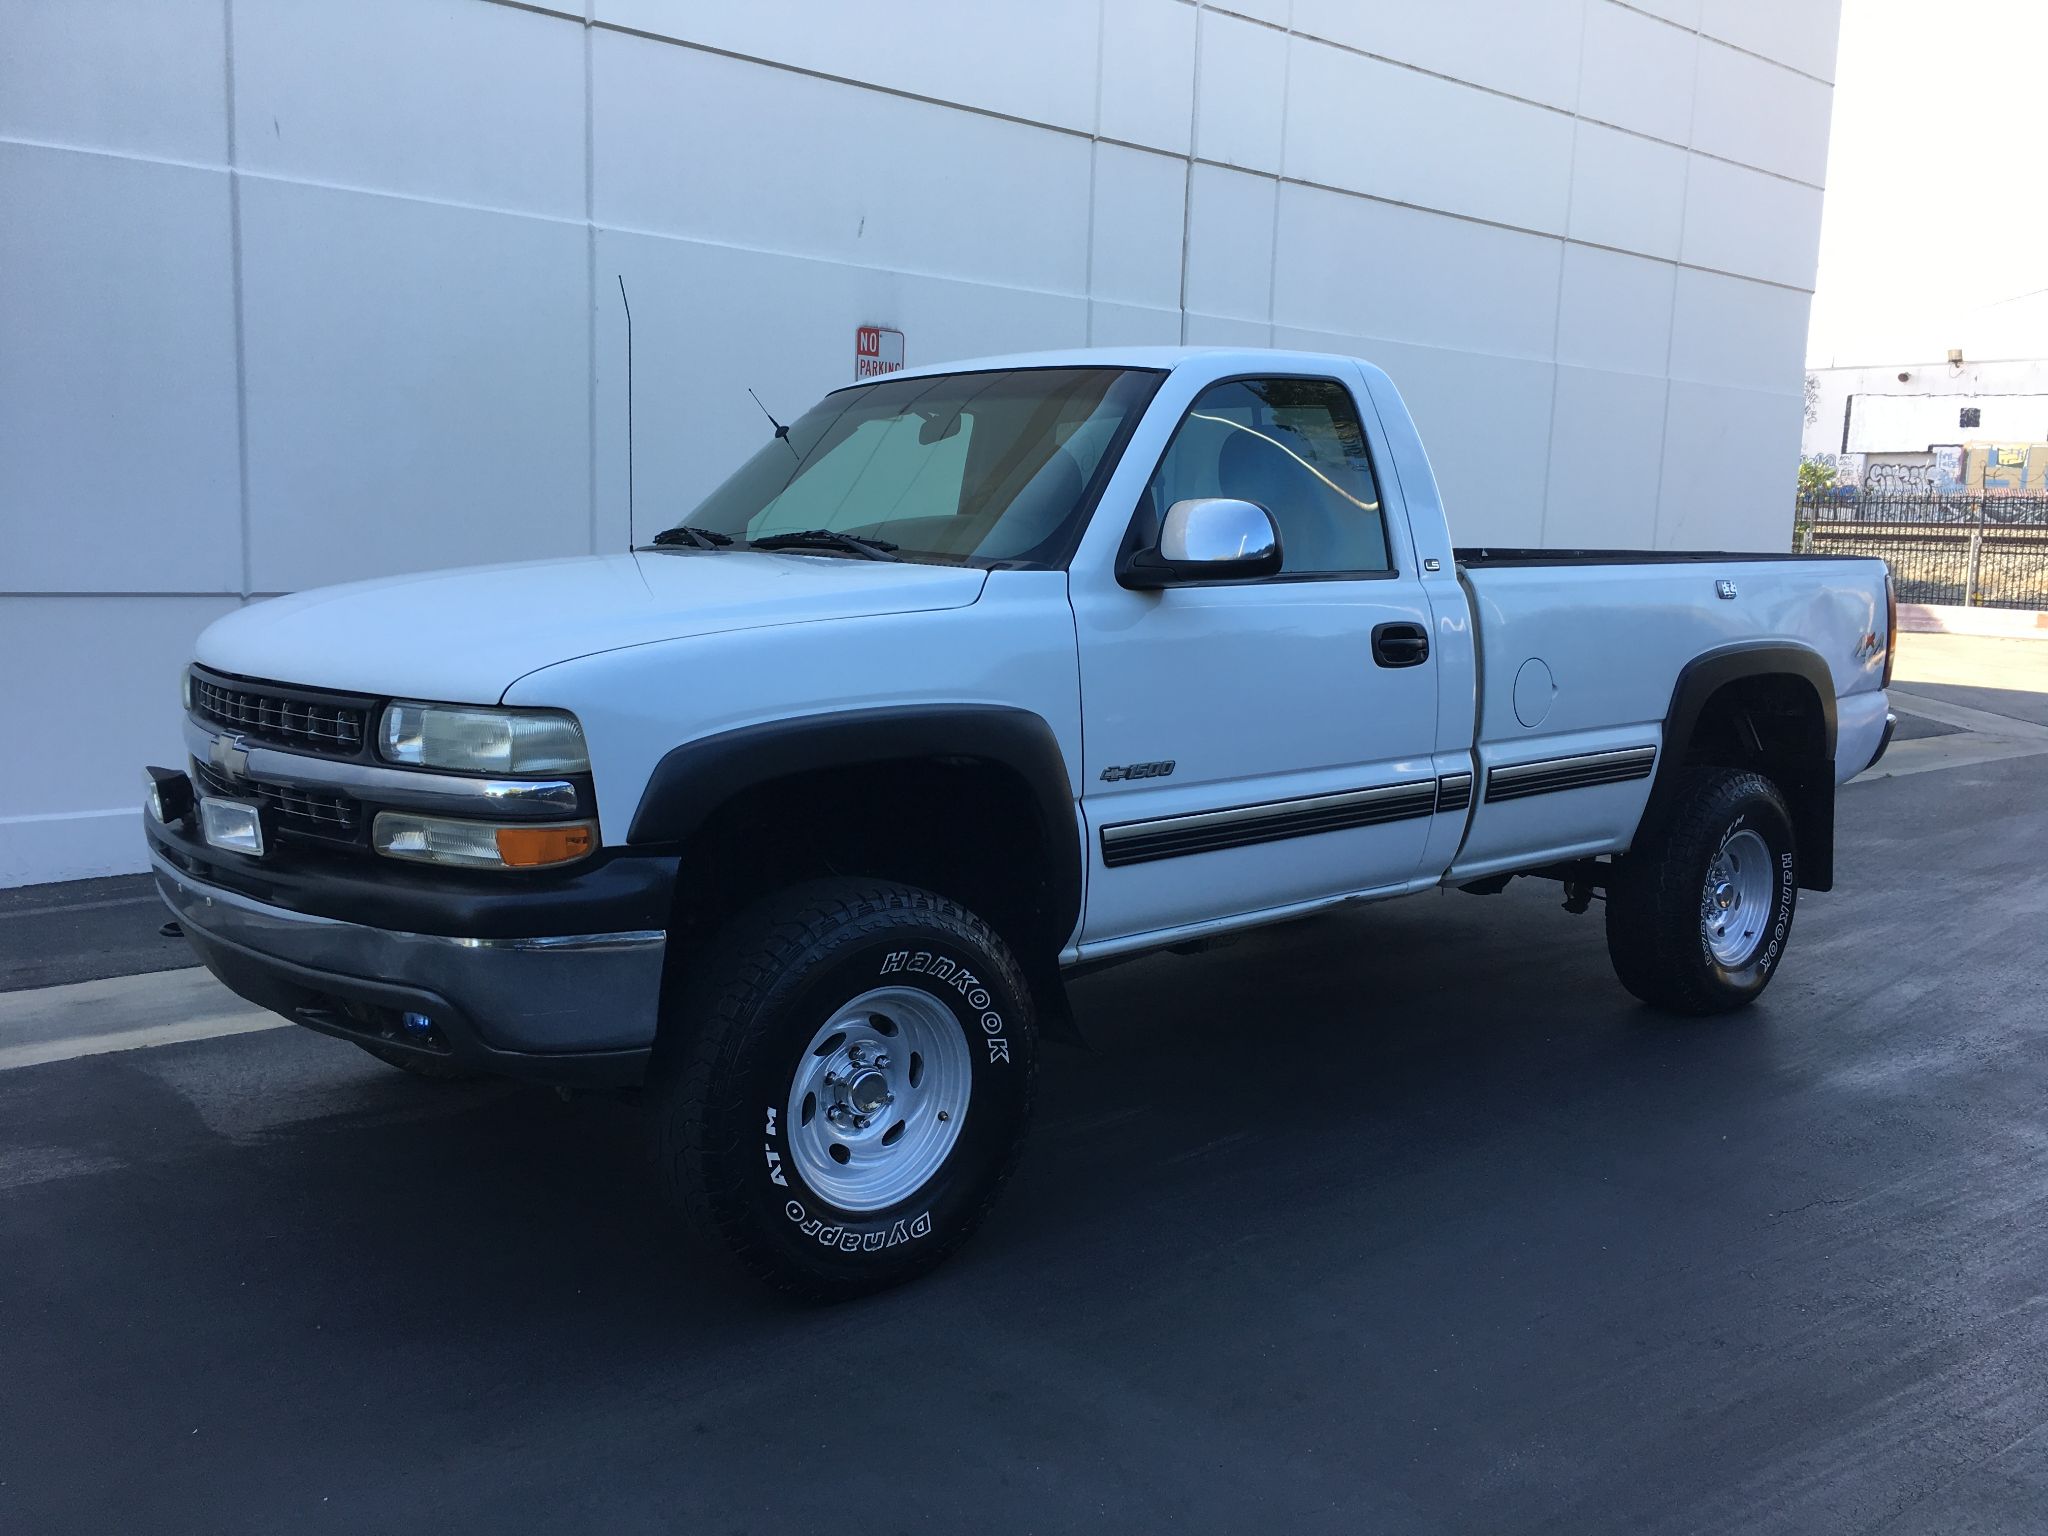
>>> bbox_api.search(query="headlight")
[372,812,595,869]
[180,667,193,710]
[378,703,588,775]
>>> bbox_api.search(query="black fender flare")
[1646,641,1839,891]
[625,704,1084,949]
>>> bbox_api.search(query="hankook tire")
[652,879,1037,1300]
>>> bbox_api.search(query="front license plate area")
[199,796,266,857]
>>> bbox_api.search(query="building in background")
[0,0,1842,886]
[1805,357,2048,493]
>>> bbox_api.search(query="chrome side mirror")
[1120,498,1283,589]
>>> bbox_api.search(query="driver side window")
[1142,377,1391,575]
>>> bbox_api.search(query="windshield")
[662,367,1160,568]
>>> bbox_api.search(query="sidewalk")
[1887,630,2048,730]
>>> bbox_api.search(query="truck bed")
[1443,551,1892,883]
[1455,548,1847,567]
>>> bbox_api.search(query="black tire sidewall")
[1693,782,1799,1000]
[711,907,1033,1287]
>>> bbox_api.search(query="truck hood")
[194,551,989,702]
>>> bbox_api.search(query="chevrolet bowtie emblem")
[209,734,251,778]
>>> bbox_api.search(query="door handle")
[1371,622,1430,668]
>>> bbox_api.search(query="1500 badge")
[1100,760,1175,783]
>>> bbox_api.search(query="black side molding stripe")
[1482,745,1657,804]
[1101,781,1437,868]
[1096,749,1640,869]
[1434,772,1472,814]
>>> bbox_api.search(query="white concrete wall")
[0,0,1840,886]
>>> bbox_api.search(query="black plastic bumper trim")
[179,918,651,1089]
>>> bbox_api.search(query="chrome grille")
[191,675,367,755]
[191,758,362,841]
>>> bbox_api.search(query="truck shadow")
[68,879,1789,1331]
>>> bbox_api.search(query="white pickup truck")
[146,346,1896,1297]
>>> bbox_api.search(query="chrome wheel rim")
[1701,828,1774,967]
[785,987,971,1214]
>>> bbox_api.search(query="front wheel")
[1605,767,1799,1015]
[652,879,1037,1300]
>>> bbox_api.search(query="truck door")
[1069,370,1442,948]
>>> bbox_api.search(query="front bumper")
[150,839,671,1088]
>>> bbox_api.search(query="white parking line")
[0,967,283,1073]
[0,1013,286,1071]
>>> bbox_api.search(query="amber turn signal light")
[494,821,596,868]
[373,812,596,870]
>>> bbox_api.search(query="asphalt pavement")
[0,872,192,992]
[3,637,2046,1534]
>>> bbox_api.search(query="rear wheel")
[652,879,1037,1300]
[1605,767,1799,1015]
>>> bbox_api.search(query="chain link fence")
[1796,493,2048,611]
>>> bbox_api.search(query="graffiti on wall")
[1856,446,1971,494]
[1965,442,2048,493]
[1847,443,2048,495]
[1863,454,1950,494]
[1864,460,1929,492]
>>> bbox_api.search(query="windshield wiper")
[647,525,734,550]
[748,529,901,561]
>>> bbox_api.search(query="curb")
[1899,603,2048,638]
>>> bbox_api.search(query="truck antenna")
[618,275,635,547]
[748,388,798,456]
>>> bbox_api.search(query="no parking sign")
[855,326,904,380]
